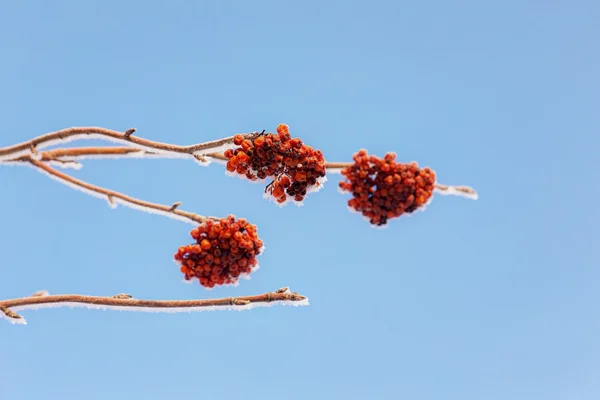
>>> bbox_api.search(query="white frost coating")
[208,157,228,166]
[434,186,479,200]
[192,157,211,168]
[306,175,327,195]
[6,296,309,323]
[325,167,344,175]
[30,152,43,161]
[239,264,260,281]
[261,175,327,207]
[59,151,189,161]
[192,141,237,158]
[0,159,82,169]
[262,191,289,207]
[1,313,27,325]
[48,160,83,170]
[337,185,350,195]
[0,161,25,167]
[0,149,30,161]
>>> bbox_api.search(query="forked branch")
[0,287,309,325]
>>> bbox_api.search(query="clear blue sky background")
[1,1,598,399]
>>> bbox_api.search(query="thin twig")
[26,157,214,225]
[0,287,309,325]
[0,126,254,161]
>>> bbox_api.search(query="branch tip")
[0,288,309,324]
[0,305,23,321]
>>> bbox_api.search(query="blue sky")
[1,1,599,399]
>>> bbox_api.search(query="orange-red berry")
[174,215,263,289]
[233,134,244,146]
[339,150,436,226]
[224,124,326,205]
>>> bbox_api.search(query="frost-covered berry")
[225,124,327,206]
[174,215,264,288]
[339,150,436,226]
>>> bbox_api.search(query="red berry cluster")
[224,124,327,205]
[174,215,264,288]
[339,150,436,226]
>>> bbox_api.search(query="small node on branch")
[233,299,251,306]
[276,287,290,294]
[169,202,182,212]
[0,305,23,321]
[107,195,115,207]
[29,144,38,155]
[31,290,49,297]
[113,293,132,299]
[124,128,136,139]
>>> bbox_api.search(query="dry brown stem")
[0,126,254,161]
[6,146,478,199]
[0,287,308,325]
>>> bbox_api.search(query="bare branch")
[430,183,479,200]
[0,305,24,324]
[10,146,478,200]
[26,157,214,225]
[0,126,254,161]
[0,288,309,325]
[324,161,478,200]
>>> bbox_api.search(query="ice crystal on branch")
[339,150,436,226]
[224,124,327,205]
